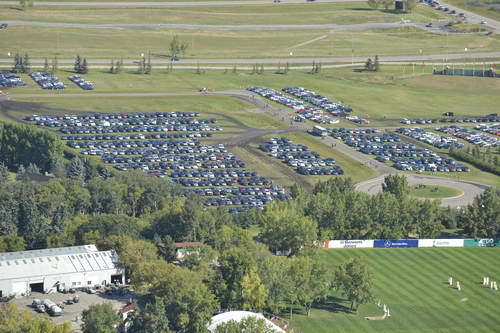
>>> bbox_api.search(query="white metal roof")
[207,311,285,332]
[0,245,122,281]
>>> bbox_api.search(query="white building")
[0,245,124,297]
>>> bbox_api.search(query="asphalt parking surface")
[11,291,132,332]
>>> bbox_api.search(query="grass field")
[410,184,463,198]
[8,67,500,122]
[1,26,499,59]
[290,247,500,333]
[0,3,446,25]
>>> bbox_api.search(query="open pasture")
[291,247,500,333]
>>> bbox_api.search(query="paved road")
[0,0,365,6]
[2,20,410,31]
[438,0,500,31]
[1,52,500,66]
[355,175,488,208]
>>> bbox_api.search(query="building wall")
[0,269,124,296]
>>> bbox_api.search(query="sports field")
[291,247,500,333]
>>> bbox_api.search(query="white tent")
[207,311,285,332]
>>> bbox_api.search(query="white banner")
[328,240,374,249]
[418,239,464,248]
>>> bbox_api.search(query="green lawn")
[0,3,446,25]
[410,184,463,198]
[8,67,500,121]
[1,25,499,59]
[291,247,500,333]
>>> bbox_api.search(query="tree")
[382,174,409,198]
[0,162,9,182]
[12,54,23,73]
[374,55,380,72]
[51,56,58,73]
[81,302,121,333]
[81,58,88,74]
[259,202,317,256]
[23,53,30,73]
[168,35,189,58]
[367,0,379,9]
[0,236,25,252]
[145,53,152,74]
[43,57,49,72]
[288,253,330,317]
[258,256,291,314]
[109,60,115,74]
[74,55,82,73]
[414,200,442,238]
[241,268,268,312]
[67,156,85,181]
[334,257,374,312]
[462,187,500,238]
[26,162,40,174]
[365,57,373,71]
[116,59,123,74]
[213,316,278,333]
[406,0,417,10]
[127,297,172,333]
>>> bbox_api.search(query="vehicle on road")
[0,23,7,29]
[480,20,487,24]
[426,23,433,27]
[171,57,180,62]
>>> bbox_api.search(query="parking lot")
[11,291,132,332]
[0,71,27,88]
[436,125,499,147]
[30,72,65,90]
[260,137,344,176]
[329,127,470,172]
[396,127,464,149]
[26,111,290,212]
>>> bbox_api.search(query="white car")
[480,20,487,24]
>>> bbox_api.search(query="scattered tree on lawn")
[168,35,189,58]
[334,256,374,312]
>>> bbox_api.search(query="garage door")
[11,281,27,295]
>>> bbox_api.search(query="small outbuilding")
[0,245,124,297]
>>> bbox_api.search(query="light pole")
[464,47,468,76]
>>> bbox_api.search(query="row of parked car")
[329,128,381,136]
[475,123,500,136]
[0,71,27,87]
[27,112,289,212]
[61,132,213,142]
[260,137,344,175]
[68,75,94,90]
[436,125,499,147]
[396,127,464,149]
[401,115,499,124]
[334,132,469,172]
[61,124,221,134]
[26,112,201,122]
[30,72,65,90]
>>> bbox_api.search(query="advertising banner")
[373,239,419,248]
[328,240,374,249]
[464,239,500,247]
[418,239,464,248]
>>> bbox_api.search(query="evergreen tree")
[116,59,122,74]
[260,64,264,74]
[284,62,290,74]
[51,56,58,73]
[366,58,373,71]
[145,54,151,74]
[81,58,88,74]
[26,163,40,175]
[374,55,380,72]
[43,57,49,72]
[232,64,237,73]
[109,60,115,74]
[23,53,30,73]
[13,54,23,73]
[74,55,82,73]
[16,164,27,181]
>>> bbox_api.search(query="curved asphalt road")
[4,89,489,207]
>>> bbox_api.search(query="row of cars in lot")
[30,72,65,90]
[330,128,470,172]
[68,75,94,90]
[0,71,27,87]
[436,125,499,147]
[246,87,343,125]
[27,112,289,212]
[396,127,464,149]
[401,114,499,125]
[260,137,344,175]
[475,123,500,136]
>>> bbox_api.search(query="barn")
[0,245,124,297]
